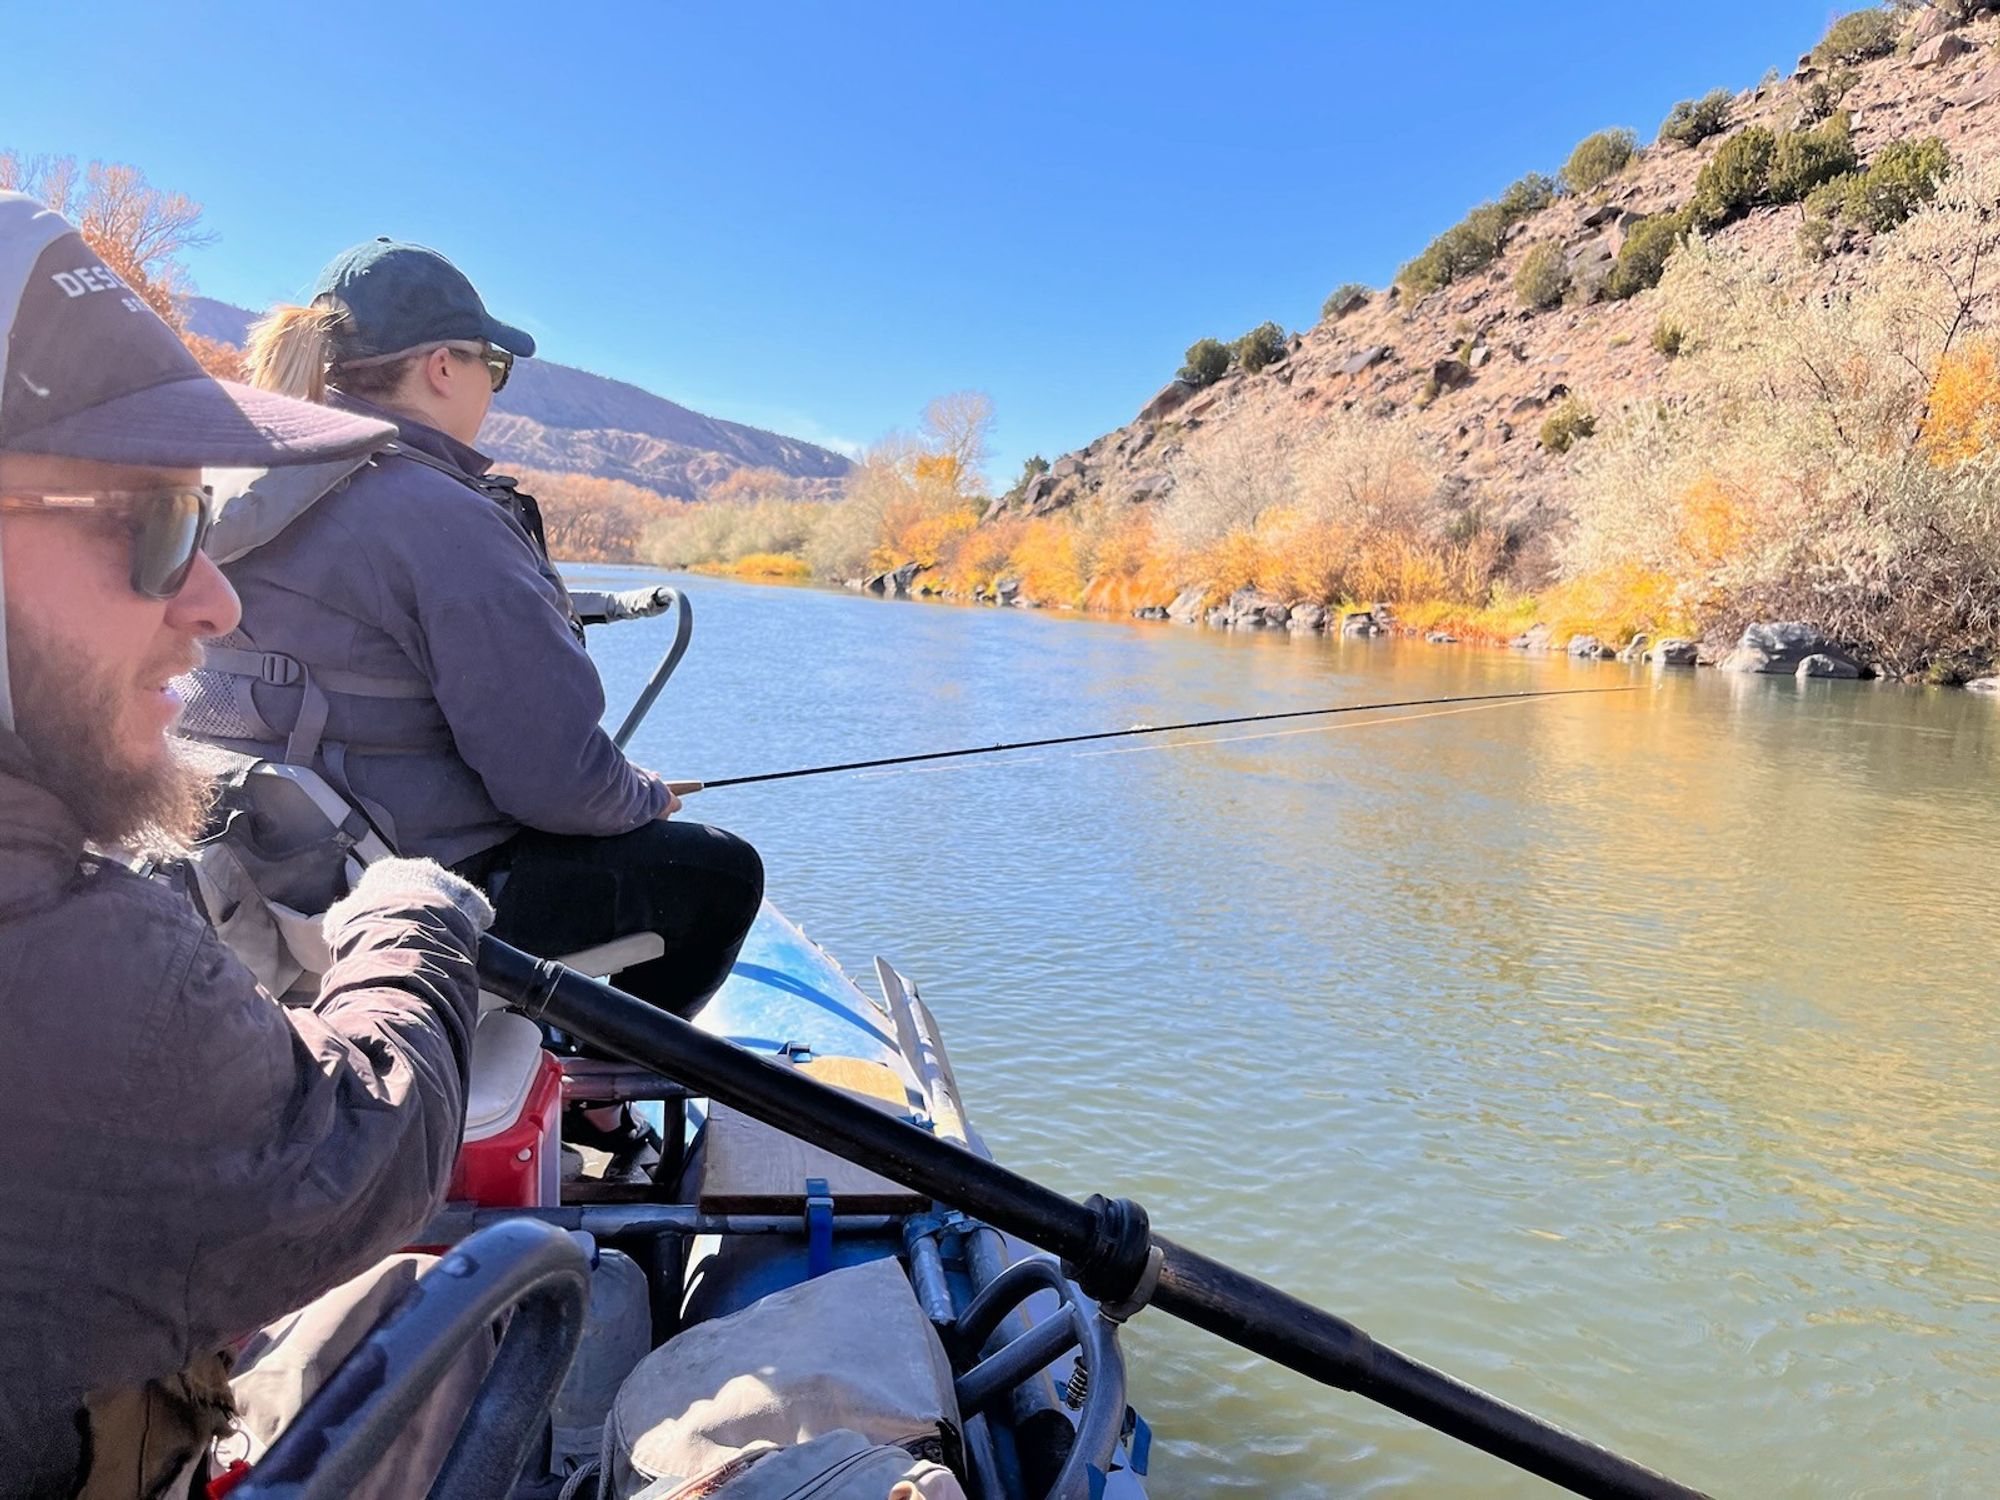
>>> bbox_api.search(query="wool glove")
[323,856,495,942]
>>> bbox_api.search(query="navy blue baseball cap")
[309,237,536,362]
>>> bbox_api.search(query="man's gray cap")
[0,192,394,730]
[0,193,393,466]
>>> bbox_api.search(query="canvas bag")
[606,1258,962,1499]
[627,1429,964,1500]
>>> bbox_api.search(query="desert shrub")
[643,494,825,569]
[1515,241,1572,310]
[1179,337,1232,387]
[1568,163,2000,675]
[1498,172,1558,219]
[1801,137,1952,239]
[1399,210,1506,296]
[1689,127,1776,227]
[1232,320,1289,375]
[1396,181,1552,297]
[1796,66,1860,127]
[1653,318,1687,357]
[1560,129,1637,194]
[1768,113,1858,202]
[1658,89,1734,148]
[1812,8,1898,67]
[1540,398,1598,453]
[1605,210,1690,299]
[1322,282,1370,320]
[1159,426,1297,551]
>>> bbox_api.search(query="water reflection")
[579,569,2000,1498]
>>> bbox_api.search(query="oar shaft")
[479,937,1099,1249]
[479,938,1710,1500]
[1151,1240,1707,1499]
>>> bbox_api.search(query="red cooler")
[450,1009,563,1207]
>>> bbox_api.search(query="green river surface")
[574,565,2000,1499]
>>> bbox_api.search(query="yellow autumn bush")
[1921,339,2000,467]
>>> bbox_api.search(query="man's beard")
[10,621,216,855]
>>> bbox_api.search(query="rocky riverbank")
[843,563,2000,688]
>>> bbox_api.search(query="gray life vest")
[180,441,577,850]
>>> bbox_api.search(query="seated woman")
[199,236,763,1171]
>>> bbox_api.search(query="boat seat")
[697,1060,932,1215]
[553,932,666,979]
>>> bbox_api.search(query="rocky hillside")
[998,7,2000,550]
[187,296,852,500]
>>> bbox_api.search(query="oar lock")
[1062,1193,1163,1323]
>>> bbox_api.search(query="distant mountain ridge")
[186,297,852,500]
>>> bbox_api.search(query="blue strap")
[1126,1409,1153,1476]
[805,1177,833,1278]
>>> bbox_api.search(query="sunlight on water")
[577,566,2000,1498]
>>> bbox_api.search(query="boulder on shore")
[1648,637,1698,666]
[1287,602,1328,633]
[1567,634,1614,659]
[1222,587,1289,628]
[1341,610,1384,638]
[1718,621,1863,677]
[1797,653,1860,680]
[1510,622,1554,652]
[1427,630,1458,644]
[1165,586,1208,624]
[1966,676,2000,693]
[1616,633,1649,662]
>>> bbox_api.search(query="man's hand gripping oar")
[477,937,1716,1500]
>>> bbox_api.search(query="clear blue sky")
[4,0,1839,484]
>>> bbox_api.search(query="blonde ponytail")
[243,302,346,402]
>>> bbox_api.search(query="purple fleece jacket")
[217,396,667,865]
[0,730,481,1494]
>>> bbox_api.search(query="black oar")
[694,685,1637,790]
[480,937,1713,1500]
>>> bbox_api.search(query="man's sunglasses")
[0,487,214,600]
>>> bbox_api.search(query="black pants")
[462,819,765,1018]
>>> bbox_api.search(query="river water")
[576,565,2000,1499]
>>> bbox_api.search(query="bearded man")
[0,192,496,1496]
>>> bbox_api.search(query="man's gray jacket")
[0,730,481,1493]
[210,396,667,867]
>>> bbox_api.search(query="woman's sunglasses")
[0,487,214,600]
[450,340,514,393]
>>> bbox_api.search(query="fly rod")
[480,936,1713,1500]
[679,685,1638,792]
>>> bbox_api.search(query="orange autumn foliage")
[1673,473,1758,576]
[0,152,243,377]
[1921,339,2000,466]
[514,466,683,562]
[872,501,979,572]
